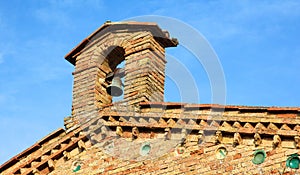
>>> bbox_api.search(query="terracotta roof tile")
[139,102,300,112]
[65,21,178,65]
[0,128,65,173]
[268,107,300,113]
[1,102,300,174]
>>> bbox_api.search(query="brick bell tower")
[65,21,178,121]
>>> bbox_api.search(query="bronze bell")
[106,76,123,96]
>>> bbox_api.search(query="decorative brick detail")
[2,22,300,175]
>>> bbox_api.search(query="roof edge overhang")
[138,102,300,112]
[0,128,65,173]
[64,21,178,65]
[1,103,299,173]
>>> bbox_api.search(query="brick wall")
[50,104,300,175]
[49,139,298,175]
[1,104,300,175]
[2,22,300,175]
[69,22,177,124]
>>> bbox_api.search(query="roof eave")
[64,21,178,66]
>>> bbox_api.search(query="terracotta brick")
[233,153,242,160]
[225,165,234,172]
[278,114,297,118]
[3,21,300,175]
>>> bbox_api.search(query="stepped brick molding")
[1,21,300,175]
[1,103,300,175]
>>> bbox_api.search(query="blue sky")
[0,0,299,164]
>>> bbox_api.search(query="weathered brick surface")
[1,103,300,175]
[69,22,176,123]
[1,22,300,175]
